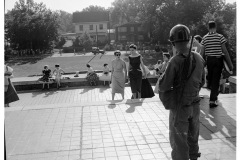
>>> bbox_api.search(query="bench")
[11,70,159,91]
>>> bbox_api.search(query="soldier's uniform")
[159,24,205,160]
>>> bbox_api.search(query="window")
[79,25,83,31]
[99,24,103,30]
[121,35,127,40]
[130,27,134,32]
[90,25,93,30]
[118,27,127,32]
[138,35,144,40]
[138,27,143,32]
[118,35,126,41]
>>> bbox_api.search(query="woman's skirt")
[99,72,111,81]
[5,78,19,104]
[141,78,155,98]
[112,71,125,94]
[129,69,142,94]
[38,75,50,82]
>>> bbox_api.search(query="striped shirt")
[201,33,227,56]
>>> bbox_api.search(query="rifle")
[174,36,195,127]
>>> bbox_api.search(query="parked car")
[92,47,105,55]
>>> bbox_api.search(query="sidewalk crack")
[79,106,84,159]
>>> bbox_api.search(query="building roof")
[72,11,109,23]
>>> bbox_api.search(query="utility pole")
[96,25,98,48]
[108,11,111,44]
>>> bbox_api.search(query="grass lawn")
[7,52,163,77]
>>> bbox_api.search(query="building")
[115,22,150,43]
[72,11,110,44]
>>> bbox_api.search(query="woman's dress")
[99,67,111,81]
[141,79,155,98]
[86,67,99,85]
[112,59,125,94]
[129,55,142,96]
[39,69,51,82]
[140,65,155,98]
[5,65,19,104]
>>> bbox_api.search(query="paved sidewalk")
[5,87,236,160]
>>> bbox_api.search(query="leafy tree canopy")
[5,0,60,51]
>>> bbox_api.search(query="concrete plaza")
[5,87,236,160]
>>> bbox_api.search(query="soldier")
[159,24,205,160]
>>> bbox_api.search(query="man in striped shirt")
[201,21,232,108]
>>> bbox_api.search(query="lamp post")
[108,10,111,45]
[96,25,98,49]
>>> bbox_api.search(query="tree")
[57,10,74,34]
[79,32,93,51]
[5,0,59,52]
[73,36,80,47]
[82,5,107,12]
[56,37,66,49]
[226,18,236,70]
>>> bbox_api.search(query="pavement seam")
[6,98,163,112]
[79,106,84,160]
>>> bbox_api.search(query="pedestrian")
[128,44,147,99]
[86,64,99,86]
[111,50,127,100]
[140,65,155,98]
[201,21,233,108]
[39,65,51,90]
[192,35,204,56]
[59,49,62,56]
[5,56,19,107]
[99,63,111,85]
[158,52,171,75]
[52,64,65,89]
[159,24,205,160]
[154,60,162,76]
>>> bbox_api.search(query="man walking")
[201,21,233,108]
[159,24,205,160]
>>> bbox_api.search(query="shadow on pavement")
[31,90,58,97]
[44,90,58,97]
[99,87,109,93]
[125,99,143,113]
[199,97,236,148]
[79,87,94,94]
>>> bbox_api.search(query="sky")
[5,0,115,13]
[5,0,236,13]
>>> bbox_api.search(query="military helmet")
[169,24,190,43]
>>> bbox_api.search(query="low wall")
[11,71,158,92]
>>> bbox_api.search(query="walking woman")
[128,44,147,99]
[4,56,19,107]
[111,50,127,100]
